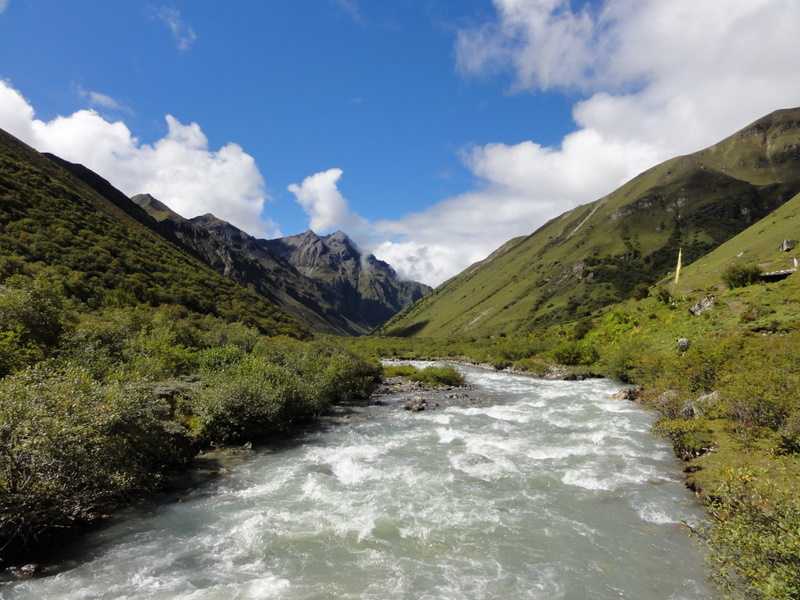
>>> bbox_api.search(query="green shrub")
[383,363,465,387]
[383,364,420,378]
[196,356,307,443]
[722,263,762,289]
[196,344,246,372]
[0,274,67,377]
[411,365,465,387]
[653,418,714,459]
[707,469,800,600]
[512,356,550,376]
[198,343,380,444]
[0,364,193,556]
[718,335,800,430]
[552,340,598,366]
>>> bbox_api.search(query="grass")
[382,109,800,339]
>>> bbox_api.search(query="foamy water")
[3,363,712,599]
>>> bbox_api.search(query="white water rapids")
[3,362,713,599]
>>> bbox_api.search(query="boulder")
[676,337,690,352]
[655,390,680,415]
[680,400,698,419]
[779,239,797,252]
[689,296,715,316]
[612,386,642,402]
[694,390,721,415]
[11,564,41,579]
[403,397,427,412]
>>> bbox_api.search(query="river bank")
[2,362,712,599]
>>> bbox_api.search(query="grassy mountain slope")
[383,108,800,338]
[0,128,304,337]
[675,191,800,293]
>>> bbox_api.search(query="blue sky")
[1,1,798,284]
[0,1,572,227]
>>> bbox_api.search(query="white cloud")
[77,86,131,114]
[0,0,9,15]
[155,6,197,51]
[288,168,367,235]
[369,0,800,285]
[0,80,279,237]
[334,0,364,24]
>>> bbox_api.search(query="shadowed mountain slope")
[382,108,800,338]
[132,197,431,335]
[0,128,304,337]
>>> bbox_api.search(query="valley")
[1,101,799,599]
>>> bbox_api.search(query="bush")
[653,417,714,459]
[706,469,800,600]
[0,275,67,377]
[412,366,465,387]
[198,342,380,444]
[552,340,598,366]
[383,364,465,387]
[722,263,762,289]
[383,364,419,378]
[512,356,550,376]
[196,356,308,443]
[0,364,193,559]
[717,334,800,430]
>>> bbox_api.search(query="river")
[3,362,712,599]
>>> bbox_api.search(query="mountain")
[382,108,800,338]
[675,190,800,293]
[131,196,431,335]
[0,128,304,337]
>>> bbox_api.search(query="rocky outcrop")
[131,196,430,334]
[681,390,721,419]
[403,397,428,412]
[263,230,430,331]
[689,296,715,316]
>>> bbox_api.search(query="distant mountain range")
[0,128,429,336]
[130,195,430,335]
[383,108,800,337]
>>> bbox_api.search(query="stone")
[403,397,427,412]
[688,296,715,316]
[612,386,642,401]
[680,400,697,419]
[779,239,797,252]
[11,564,41,578]
[677,337,690,352]
[655,390,680,415]
[694,390,721,415]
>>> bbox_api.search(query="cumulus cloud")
[288,168,367,235]
[368,0,800,285]
[155,6,197,51]
[0,80,279,237]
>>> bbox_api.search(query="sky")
[1,0,799,286]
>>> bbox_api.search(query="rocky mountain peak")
[131,193,186,222]
[130,194,431,334]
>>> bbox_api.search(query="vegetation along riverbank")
[345,250,800,599]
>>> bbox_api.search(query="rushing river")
[4,363,712,599]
